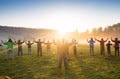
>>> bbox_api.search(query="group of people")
[87,37,120,56]
[0,38,78,69]
[0,37,120,69]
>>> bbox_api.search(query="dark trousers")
[107,48,111,56]
[73,46,77,57]
[100,46,105,55]
[115,47,119,56]
[37,48,42,56]
[18,48,23,56]
[58,51,68,69]
[90,46,94,56]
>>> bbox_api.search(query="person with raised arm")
[17,39,24,56]
[3,38,16,60]
[95,38,108,55]
[0,40,3,50]
[71,39,78,57]
[44,40,53,54]
[106,41,112,56]
[111,37,120,56]
[25,40,34,55]
[87,38,96,56]
[54,39,68,69]
[34,39,44,56]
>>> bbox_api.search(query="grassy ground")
[0,44,120,79]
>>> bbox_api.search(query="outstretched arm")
[87,39,89,43]
[111,38,114,42]
[104,38,108,42]
[95,38,100,42]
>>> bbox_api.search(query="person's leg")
[28,48,31,55]
[73,47,77,57]
[100,46,102,55]
[103,46,105,55]
[6,50,9,60]
[46,48,49,54]
[92,46,94,55]
[18,48,20,56]
[0,46,2,50]
[47,48,50,54]
[37,48,39,56]
[58,55,62,69]
[115,48,117,56]
[117,48,119,56]
[18,48,22,56]
[30,48,31,55]
[107,48,110,56]
[67,49,70,59]
[21,48,23,56]
[11,50,14,60]
[90,46,92,56]
[64,56,68,69]
[40,48,42,56]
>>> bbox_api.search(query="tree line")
[79,23,120,39]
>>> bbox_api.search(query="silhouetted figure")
[95,38,108,55]
[106,41,112,56]
[26,40,34,55]
[17,40,24,56]
[87,38,95,56]
[34,39,44,56]
[44,41,52,54]
[0,40,3,50]
[72,39,78,57]
[111,38,120,56]
[3,38,16,60]
[53,39,68,69]
[64,40,71,59]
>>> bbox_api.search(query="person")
[3,38,16,60]
[111,38,120,56]
[64,40,71,59]
[95,38,108,55]
[17,40,24,56]
[0,40,3,50]
[25,40,34,55]
[106,41,112,56]
[44,40,52,54]
[87,38,96,56]
[72,39,78,57]
[34,39,44,56]
[53,39,68,69]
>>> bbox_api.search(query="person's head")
[108,41,110,43]
[90,38,93,41]
[28,41,30,43]
[101,38,103,41]
[18,40,21,43]
[115,38,118,41]
[47,41,50,43]
[8,38,13,42]
[38,39,41,41]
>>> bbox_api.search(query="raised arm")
[95,38,100,42]
[104,38,108,42]
[87,39,89,43]
[111,38,114,42]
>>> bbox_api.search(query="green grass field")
[0,44,120,79]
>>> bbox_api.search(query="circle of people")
[0,37,120,69]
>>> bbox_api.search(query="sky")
[0,0,120,33]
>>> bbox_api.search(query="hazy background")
[0,0,120,33]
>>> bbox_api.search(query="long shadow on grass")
[75,56,108,79]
